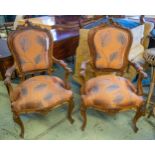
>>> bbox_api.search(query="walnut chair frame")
[79,22,148,133]
[4,21,74,138]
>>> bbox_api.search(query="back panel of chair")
[8,21,53,76]
[88,23,133,74]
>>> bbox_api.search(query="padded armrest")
[79,60,91,86]
[129,61,148,78]
[4,64,16,84]
[4,64,16,96]
[80,60,90,77]
[52,56,72,73]
[5,64,16,78]
[129,61,147,95]
[52,56,72,89]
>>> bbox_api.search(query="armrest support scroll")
[79,60,90,86]
[52,56,72,89]
[129,61,148,95]
[4,64,16,97]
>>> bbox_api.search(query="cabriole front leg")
[80,103,87,131]
[67,97,75,124]
[12,111,25,138]
[132,104,146,133]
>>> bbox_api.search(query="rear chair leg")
[148,110,154,118]
[132,105,145,133]
[148,104,155,118]
[13,111,24,138]
[80,104,87,131]
[67,98,74,124]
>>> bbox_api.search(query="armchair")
[79,23,147,132]
[4,21,74,138]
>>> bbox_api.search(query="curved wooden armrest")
[4,64,16,83]
[129,61,147,95]
[5,64,16,78]
[52,56,72,73]
[4,64,16,96]
[129,61,147,78]
[52,57,72,89]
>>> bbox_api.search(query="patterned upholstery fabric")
[73,25,144,84]
[13,29,50,73]
[82,75,144,112]
[93,27,130,70]
[11,75,72,112]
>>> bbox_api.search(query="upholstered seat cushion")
[11,75,72,113]
[82,75,144,112]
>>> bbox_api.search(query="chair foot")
[13,112,24,138]
[81,123,86,131]
[132,105,145,133]
[80,104,87,131]
[67,98,74,124]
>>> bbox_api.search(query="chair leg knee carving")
[80,104,87,131]
[67,98,75,124]
[132,105,146,133]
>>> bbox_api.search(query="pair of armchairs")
[4,21,147,138]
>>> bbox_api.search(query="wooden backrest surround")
[7,21,53,79]
[88,23,133,74]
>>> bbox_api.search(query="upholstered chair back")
[8,21,53,74]
[88,24,132,73]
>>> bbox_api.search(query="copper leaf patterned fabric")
[93,27,130,70]
[82,75,143,112]
[13,29,49,73]
[11,75,72,112]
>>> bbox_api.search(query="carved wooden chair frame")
[4,21,74,138]
[107,15,148,45]
[79,22,148,132]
